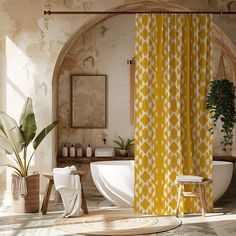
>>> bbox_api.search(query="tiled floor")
[0,180,236,236]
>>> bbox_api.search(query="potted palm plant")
[113,136,134,157]
[0,97,57,213]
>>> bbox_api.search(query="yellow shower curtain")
[134,14,213,215]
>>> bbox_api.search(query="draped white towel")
[176,175,203,182]
[11,174,27,199]
[53,166,82,218]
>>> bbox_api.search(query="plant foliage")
[0,97,58,176]
[113,136,134,151]
[206,79,236,151]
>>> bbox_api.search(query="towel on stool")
[53,166,82,218]
[176,175,203,182]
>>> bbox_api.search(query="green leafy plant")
[206,79,236,151]
[113,136,134,150]
[0,97,58,177]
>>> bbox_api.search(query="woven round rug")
[55,209,182,235]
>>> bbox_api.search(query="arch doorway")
[51,1,236,165]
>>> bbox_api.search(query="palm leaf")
[19,97,34,125]
[0,129,13,154]
[33,121,58,150]
[0,112,24,153]
[20,113,37,147]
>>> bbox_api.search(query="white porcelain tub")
[91,160,233,207]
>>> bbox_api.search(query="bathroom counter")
[57,156,134,164]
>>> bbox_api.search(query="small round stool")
[175,178,212,217]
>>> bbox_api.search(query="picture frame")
[71,74,107,128]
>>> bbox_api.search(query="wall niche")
[57,14,135,156]
[57,14,136,196]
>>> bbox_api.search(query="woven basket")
[11,173,40,213]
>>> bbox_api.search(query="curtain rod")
[44,10,236,15]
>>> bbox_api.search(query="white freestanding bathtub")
[91,160,233,207]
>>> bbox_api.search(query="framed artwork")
[71,74,106,128]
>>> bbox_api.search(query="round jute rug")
[55,209,182,235]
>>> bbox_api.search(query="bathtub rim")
[90,160,231,166]
[90,160,134,166]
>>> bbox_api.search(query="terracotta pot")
[11,173,40,213]
[119,149,128,157]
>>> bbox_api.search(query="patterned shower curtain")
[134,14,213,215]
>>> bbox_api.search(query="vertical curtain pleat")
[134,13,213,215]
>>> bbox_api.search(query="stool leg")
[41,179,53,215]
[80,176,88,214]
[198,185,207,216]
[81,185,88,214]
[201,185,207,214]
[176,184,182,217]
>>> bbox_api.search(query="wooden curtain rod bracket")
[44,10,236,15]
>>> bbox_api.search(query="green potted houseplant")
[113,136,134,157]
[206,79,236,151]
[0,97,57,213]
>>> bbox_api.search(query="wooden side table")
[41,170,88,215]
[175,178,212,217]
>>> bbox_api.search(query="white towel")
[176,175,203,182]
[53,166,82,218]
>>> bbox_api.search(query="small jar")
[76,147,83,157]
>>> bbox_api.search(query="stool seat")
[41,170,88,215]
[175,177,212,217]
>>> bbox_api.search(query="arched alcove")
[52,1,236,166]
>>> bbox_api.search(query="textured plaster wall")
[0,0,128,203]
[0,0,236,203]
[58,14,135,153]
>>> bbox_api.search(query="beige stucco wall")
[0,0,236,204]
[58,14,135,154]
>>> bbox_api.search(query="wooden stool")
[41,170,88,215]
[175,178,212,217]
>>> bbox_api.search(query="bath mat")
[55,209,182,235]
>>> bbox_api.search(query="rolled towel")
[176,175,203,182]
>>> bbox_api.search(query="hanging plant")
[207,11,236,151]
[206,78,236,151]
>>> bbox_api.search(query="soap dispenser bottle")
[62,144,68,157]
[70,144,76,157]
[86,144,92,157]
[76,144,83,157]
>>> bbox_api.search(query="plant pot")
[11,173,40,213]
[119,149,128,157]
